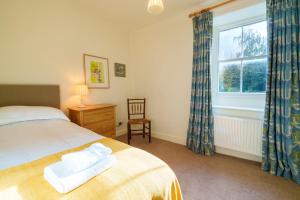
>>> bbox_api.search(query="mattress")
[0,119,102,170]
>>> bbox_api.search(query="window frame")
[216,17,267,95]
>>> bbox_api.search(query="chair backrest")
[127,98,146,120]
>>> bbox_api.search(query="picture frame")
[83,54,110,89]
[114,63,126,77]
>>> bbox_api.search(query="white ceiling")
[77,0,214,30]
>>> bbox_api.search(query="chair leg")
[127,123,131,145]
[143,124,145,138]
[148,121,151,143]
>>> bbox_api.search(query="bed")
[0,85,182,200]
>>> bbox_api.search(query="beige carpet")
[116,135,300,200]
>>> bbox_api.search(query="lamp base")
[77,104,86,108]
[77,96,86,108]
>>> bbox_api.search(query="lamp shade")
[147,0,164,15]
[76,84,89,96]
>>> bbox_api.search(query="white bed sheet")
[0,119,103,170]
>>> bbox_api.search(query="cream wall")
[130,12,193,144]
[130,0,266,144]
[0,0,133,133]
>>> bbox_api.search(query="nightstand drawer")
[83,108,114,125]
[100,130,115,138]
[84,120,115,133]
[86,127,115,138]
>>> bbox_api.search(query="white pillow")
[0,106,70,126]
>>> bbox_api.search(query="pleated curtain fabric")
[262,0,300,184]
[186,12,214,156]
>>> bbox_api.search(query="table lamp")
[76,84,89,108]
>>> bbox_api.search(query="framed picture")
[83,54,110,89]
[114,63,126,77]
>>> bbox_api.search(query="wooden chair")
[127,98,151,145]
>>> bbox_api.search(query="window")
[218,21,267,93]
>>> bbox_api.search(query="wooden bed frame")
[0,84,60,108]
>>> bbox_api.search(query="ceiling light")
[147,0,164,15]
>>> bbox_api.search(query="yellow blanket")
[0,138,182,200]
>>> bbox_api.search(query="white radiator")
[214,116,263,157]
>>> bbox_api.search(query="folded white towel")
[44,155,116,194]
[61,150,107,173]
[61,143,112,173]
[88,143,112,155]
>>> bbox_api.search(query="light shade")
[76,84,89,96]
[147,0,164,15]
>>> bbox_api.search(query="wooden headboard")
[0,85,60,108]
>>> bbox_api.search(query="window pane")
[219,27,242,60]
[242,21,267,57]
[242,58,267,93]
[219,61,241,92]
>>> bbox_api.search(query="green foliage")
[220,64,240,92]
[242,61,267,92]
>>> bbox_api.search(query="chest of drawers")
[69,104,116,138]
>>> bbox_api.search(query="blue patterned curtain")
[186,12,214,156]
[262,0,300,184]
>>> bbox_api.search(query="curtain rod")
[188,0,236,18]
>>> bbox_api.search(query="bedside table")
[69,104,116,138]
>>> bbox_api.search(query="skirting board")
[115,129,185,144]
[152,131,261,162]
[152,132,186,145]
[115,130,261,162]
[116,129,127,137]
[215,146,262,162]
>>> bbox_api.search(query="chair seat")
[128,118,151,124]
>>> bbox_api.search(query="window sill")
[213,105,264,113]
[217,92,266,96]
